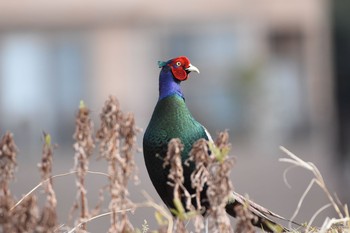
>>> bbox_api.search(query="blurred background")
[0,0,349,231]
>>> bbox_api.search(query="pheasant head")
[158,56,200,100]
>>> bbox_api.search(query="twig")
[10,170,109,212]
[319,217,350,233]
[306,203,331,232]
[279,146,344,221]
[282,164,297,189]
[288,178,317,229]
[69,192,175,233]
[67,209,133,233]
[279,146,350,233]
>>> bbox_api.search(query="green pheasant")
[143,56,290,232]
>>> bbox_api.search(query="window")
[0,32,86,147]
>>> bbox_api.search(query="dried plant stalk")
[0,194,14,232]
[0,132,18,232]
[0,132,18,196]
[163,138,190,233]
[187,132,235,233]
[163,138,185,204]
[186,139,211,233]
[12,195,39,233]
[207,131,234,233]
[72,102,95,231]
[96,95,138,233]
[37,133,57,232]
[187,138,210,212]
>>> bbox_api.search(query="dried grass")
[0,96,349,233]
[280,146,350,233]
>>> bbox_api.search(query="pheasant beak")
[185,64,200,74]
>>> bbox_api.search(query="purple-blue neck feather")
[159,66,184,100]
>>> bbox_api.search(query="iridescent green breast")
[143,94,208,208]
[143,94,207,161]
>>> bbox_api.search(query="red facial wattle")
[167,56,196,81]
[170,66,188,81]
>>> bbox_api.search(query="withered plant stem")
[96,95,138,233]
[0,132,18,231]
[37,132,58,232]
[72,103,95,231]
[207,131,234,233]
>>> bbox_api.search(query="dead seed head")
[38,132,54,182]
[164,139,185,202]
[163,138,184,183]
[215,131,230,150]
[96,95,138,232]
[0,132,18,182]
[37,132,58,231]
[71,102,95,230]
[206,131,234,233]
[187,139,211,167]
[186,139,210,215]
[96,96,122,140]
[73,105,95,157]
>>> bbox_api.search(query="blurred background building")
[0,0,348,231]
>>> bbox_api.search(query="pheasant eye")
[176,61,181,66]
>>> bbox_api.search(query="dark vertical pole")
[332,0,350,163]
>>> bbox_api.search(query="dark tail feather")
[225,191,301,232]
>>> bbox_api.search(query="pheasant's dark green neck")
[159,66,184,100]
